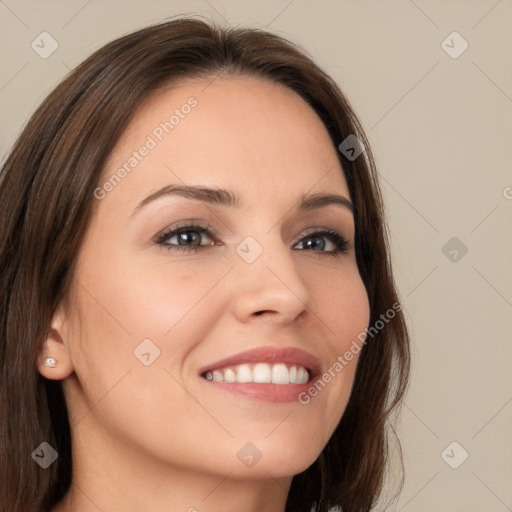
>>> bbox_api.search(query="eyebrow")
[130,184,354,216]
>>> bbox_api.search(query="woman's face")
[56,75,370,480]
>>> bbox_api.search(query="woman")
[0,16,410,512]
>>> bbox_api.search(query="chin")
[217,433,323,480]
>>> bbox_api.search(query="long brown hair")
[0,16,410,512]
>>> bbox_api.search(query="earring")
[44,357,56,368]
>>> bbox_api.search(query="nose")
[230,236,314,326]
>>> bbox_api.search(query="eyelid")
[295,225,340,240]
[155,221,351,257]
[155,221,218,245]
[295,226,351,253]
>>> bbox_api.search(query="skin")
[39,75,370,512]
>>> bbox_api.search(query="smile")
[202,362,310,385]
[198,346,321,402]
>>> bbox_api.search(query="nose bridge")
[231,228,313,321]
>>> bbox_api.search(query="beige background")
[1,1,511,510]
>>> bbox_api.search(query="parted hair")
[0,16,410,512]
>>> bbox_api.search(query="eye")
[293,229,350,257]
[155,224,350,257]
[156,223,218,253]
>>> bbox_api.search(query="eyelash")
[155,222,350,257]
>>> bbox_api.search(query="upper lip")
[198,346,322,378]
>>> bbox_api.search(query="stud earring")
[44,357,56,368]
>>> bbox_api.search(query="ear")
[38,305,75,380]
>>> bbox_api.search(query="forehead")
[100,75,349,211]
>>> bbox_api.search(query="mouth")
[198,346,321,403]
[201,362,311,385]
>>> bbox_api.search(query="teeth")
[289,365,297,383]
[212,370,223,382]
[204,362,309,385]
[253,363,272,383]
[224,368,236,382]
[297,366,308,384]
[237,364,252,383]
[272,363,289,384]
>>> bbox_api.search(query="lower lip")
[200,378,312,403]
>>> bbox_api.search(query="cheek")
[117,258,235,346]
[305,260,370,349]
[300,264,369,422]
[64,255,233,455]
[332,277,370,350]
[78,238,232,338]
